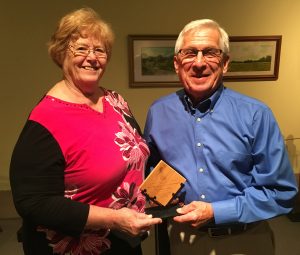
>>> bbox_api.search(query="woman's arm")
[10,120,161,237]
[87,205,161,236]
[10,120,89,236]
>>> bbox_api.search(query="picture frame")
[128,35,282,87]
[128,35,179,87]
[224,36,282,81]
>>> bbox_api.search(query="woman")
[10,7,161,255]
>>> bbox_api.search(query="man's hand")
[173,201,214,228]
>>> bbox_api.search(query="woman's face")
[63,36,108,88]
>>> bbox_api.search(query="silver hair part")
[174,19,229,54]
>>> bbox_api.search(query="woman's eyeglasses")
[68,44,107,59]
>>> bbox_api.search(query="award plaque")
[140,160,186,218]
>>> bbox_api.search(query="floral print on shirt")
[106,89,150,172]
[37,227,111,255]
[38,186,111,254]
[110,182,146,212]
[115,121,149,171]
[105,90,131,117]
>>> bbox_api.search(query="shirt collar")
[182,84,224,114]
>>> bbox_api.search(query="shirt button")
[199,168,204,173]
[196,117,201,122]
[197,142,202,147]
[200,194,206,199]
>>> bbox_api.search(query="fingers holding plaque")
[140,160,186,218]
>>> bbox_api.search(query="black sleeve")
[10,120,89,236]
[123,109,143,136]
[145,142,162,177]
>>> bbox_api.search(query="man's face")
[174,28,229,104]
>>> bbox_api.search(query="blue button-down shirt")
[144,85,298,224]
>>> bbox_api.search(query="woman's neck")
[63,79,103,104]
[47,79,105,111]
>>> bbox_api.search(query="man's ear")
[222,55,230,74]
[174,55,179,74]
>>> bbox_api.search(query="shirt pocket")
[214,150,253,175]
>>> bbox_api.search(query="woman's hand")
[111,207,162,236]
[87,205,162,236]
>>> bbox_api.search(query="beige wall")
[1,0,300,190]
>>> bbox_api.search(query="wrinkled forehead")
[71,37,104,47]
[69,28,104,44]
[182,28,221,48]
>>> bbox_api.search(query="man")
[144,19,298,255]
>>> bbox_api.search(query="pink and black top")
[10,88,149,254]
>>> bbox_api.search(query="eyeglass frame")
[177,47,224,63]
[68,44,108,59]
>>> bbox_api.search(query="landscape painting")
[224,36,281,81]
[141,47,174,76]
[128,35,282,86]
[128,35,180,87]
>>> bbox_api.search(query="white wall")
[1,1,299,254]
[1,0,299,185]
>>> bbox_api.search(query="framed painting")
[128,35,180,87]
[224,36,282,81]
[128,35,282,87]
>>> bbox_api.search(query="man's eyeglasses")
[68,44,107,59]
[178,48,223,62]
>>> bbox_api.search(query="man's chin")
[188,80,211,89]
[192,76,210,83]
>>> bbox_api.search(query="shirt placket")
[194,110,209,202]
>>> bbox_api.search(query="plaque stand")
[140,160,186,218]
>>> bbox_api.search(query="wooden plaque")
[140,160,186,206]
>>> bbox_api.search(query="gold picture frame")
[224,35,282,81]
[128,34,179,87]
[128,35,282,87]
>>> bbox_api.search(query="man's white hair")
[174,19,229,54]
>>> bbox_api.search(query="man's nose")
[193,51,206,66]
[195,51,205,63]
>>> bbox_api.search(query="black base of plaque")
[145,204,181,219]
